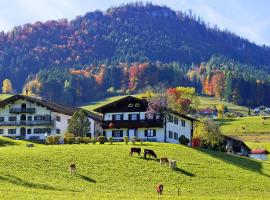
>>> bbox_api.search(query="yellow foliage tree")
[193,120,222,147]
[2,79,13,94]
[216,104,225,119]
[22,80,41,96]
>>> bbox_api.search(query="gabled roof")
[167,108,198,122]
[0,95,102,121]
[94,95,147,113]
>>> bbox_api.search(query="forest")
[0,3,270,106]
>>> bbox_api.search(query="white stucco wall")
[166,113,192,144]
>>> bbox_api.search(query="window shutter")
[153,130,156,137]
[128,114,131,120]
[144,130,148,137]
[112,115,115,121]
[137,114,140,120]
[121,115,124,120]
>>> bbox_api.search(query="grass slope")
[217,116,270,136]
[198,96,249,115]
[0,142,269,200]
[0,136,30,147]
[0,94,12,101]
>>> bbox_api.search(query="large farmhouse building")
[94,96,196,144]
[0,95,102,140]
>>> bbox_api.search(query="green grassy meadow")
[198,96,249,115]
[0,137,270,200]
[217,116,270,135]
[0,94,12,101]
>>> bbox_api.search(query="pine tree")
[223,71,232,102]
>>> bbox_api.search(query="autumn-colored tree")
[211,72,225,99]
[167,87,199,114]
[128,64,140,90]
[22,80,41,96]
[216,103,225,119]
[2,79,13,94]
[193,120,222,147]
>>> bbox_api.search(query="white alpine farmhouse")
[94,96,196,144]
[0,95,102,140]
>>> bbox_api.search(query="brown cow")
[70,164,76,174]
[160,157,169,165]
[156,184,164,195]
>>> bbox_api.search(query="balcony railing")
[9,108,36,114]
[101,119,163,129]
[0,120,53,126]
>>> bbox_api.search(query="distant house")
[0,95,102,141]
[249,149,269,161]
[94,96,197,144]
[198,108,217,119]
[223,136,251,156]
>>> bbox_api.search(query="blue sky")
[0,0,269,46]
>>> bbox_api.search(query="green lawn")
[0,94,12,101]
[246,142,270,152]
[198,96,249,115]
[217,116,270,135]
[0,138,269,199]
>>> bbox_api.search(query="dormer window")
[128,103,134,107]
[135,103,140,107]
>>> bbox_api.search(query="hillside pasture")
[198,96,249,115]
[0,142,269,199]
[0,94,12,101]
[217,116,270,135]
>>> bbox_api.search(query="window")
[34,128,52,134]
[174,132,178,140]
[135,103,140,107]
[169,131,173,139]
[181,120,186,127]
[28,116,32,121]
[56,129,61,134]
[56,116,61,122]
[103,131,106,137]
[8,116,16,121]
[174,117,178,124]
[0,129,3,134]
[129,114,139,121]
[168,115,173,122]
[34,128,43,134]
[128,103,134,107]
[112,130,123,137]
[34,115,51,121]
[0,117,4,122]
[27,129,31,134]
[144,129,156,137]
[112,114,123,121]
[8,129,16,134]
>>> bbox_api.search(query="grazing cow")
[144,149,157,159]
[156,184,164,196]
[70,164,76,174]
[169,160,176,170]
[160,157,169,165]
[129,147,141,156]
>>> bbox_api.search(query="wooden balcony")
[0,120,54,126]
[101,119,163,129]
[9,108,36,114]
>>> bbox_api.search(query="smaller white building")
[0,95,102,141]
[94,96,196,144]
